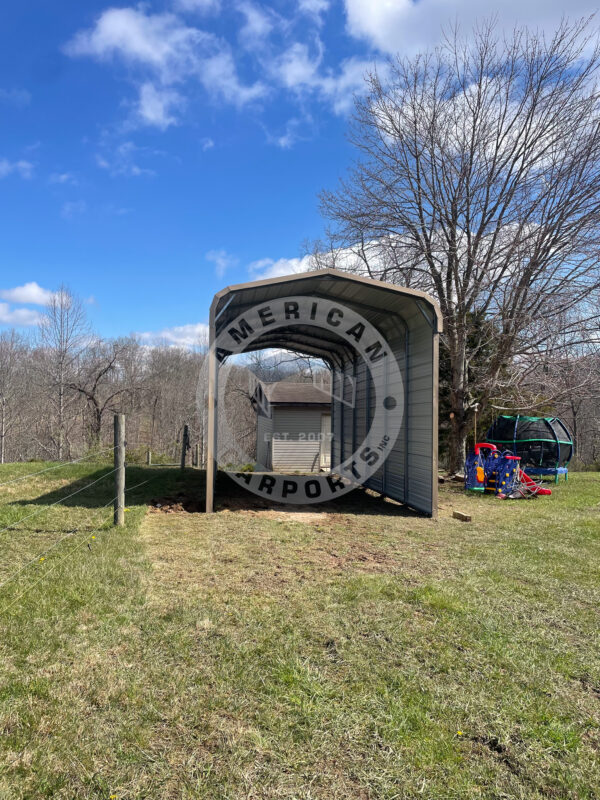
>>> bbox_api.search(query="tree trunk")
[57,373,64,461]
[0,396,5,464]
[88,403,102,451]
[447,335,469,474]
[448,411,468,475]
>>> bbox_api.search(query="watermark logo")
[197,295,403,504]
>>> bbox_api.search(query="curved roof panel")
[210,268,442,361]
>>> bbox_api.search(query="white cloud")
[61,200,87,219]
[317,57,373,114]
[49,172,78,185]
[0,88,31,107]
[248,254,313,279]
[136,82,182,129]
[271,42,375,115]
[0,282,54,327]
[65,7,266,128]
[174,0,220,13]
[64,8,204,79]
[0,282,54,305]
[276,42,321,89]
[138,322,209,348]
[199,50,267,106]
[237,2,274,47]
[96,141,156,177]
[201,137,215,150]
[0,159,33,180]
[343,0,600,55]
[0,303,42,327]
[299,0,330,23]
[206,249,239,277]
[266,115,311,149]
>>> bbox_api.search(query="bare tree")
[38,287,90,459]
[69,338,137,449]
[0,331,27,463]
[319,19,600,471]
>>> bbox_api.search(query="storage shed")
[206,269,442,516]
[253,381,331,472]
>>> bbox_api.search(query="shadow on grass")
[10,467,422,519]
[215,471,423,518]
[11,467,207,510]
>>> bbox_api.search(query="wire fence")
[0,467,176,614]
[0,415,205,613]
[0,467,119,538]
[0,492,120,615]
[0,446,117,489]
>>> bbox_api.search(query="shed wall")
[271,407,325,472]
[256,412,273,469]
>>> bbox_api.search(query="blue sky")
[1,0,595,345]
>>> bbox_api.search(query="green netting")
[486,415,573,468]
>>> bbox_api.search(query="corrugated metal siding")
[331,369,342,468]
[365,317,408,503]
[272,440,321,471]
[271,407,324,472]
[405,308,434,514]
[330,308,433,514]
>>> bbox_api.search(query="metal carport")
[206,269,442,516]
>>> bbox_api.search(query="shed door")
[320,414,331,469]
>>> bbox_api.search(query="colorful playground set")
[465,415,574,499]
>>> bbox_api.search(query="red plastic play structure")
[465,443,552,498]
[518,469,552,496]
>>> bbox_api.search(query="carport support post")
[206,331,218,513]
[114,414,125,527]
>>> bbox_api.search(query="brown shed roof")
[264,381,331,405]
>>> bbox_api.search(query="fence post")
[114,414,125,526]
[194,442,199,469]
[180,424,189,470]
[146,449,151,466]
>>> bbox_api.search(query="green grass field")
[0,462,598,799]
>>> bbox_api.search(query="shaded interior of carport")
[206,269,442,516]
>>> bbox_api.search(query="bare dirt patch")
[217,492,327,523]
[148,495,204,514]
[308,541,399,572]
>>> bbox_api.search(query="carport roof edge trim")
[209,268,443,333]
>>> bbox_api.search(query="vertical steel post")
[206,341,218,512]
[114,414,125,527]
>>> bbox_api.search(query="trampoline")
[486,415,573,483]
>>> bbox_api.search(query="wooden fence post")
[146,449,151,466]
[114,414,125,526]
[180,424,189,470]
[194,442,199,468]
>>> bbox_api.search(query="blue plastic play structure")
[465,443,520,496]
[465,442,553,498]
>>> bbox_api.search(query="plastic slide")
[519,470,552,496]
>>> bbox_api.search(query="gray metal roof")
[210,268,442,363]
